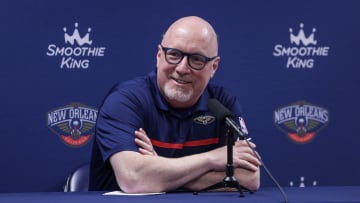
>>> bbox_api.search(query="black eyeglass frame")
[160,45,218,70]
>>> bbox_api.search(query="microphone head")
[207,98,233,121]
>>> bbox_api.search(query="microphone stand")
[195,128,253,197]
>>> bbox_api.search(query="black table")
[0,186,359,203]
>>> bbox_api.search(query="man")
[89,16,261,193]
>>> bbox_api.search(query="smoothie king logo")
[46,22,106,69]
[47,103,98,147]
[273,101,329,144]
[273,23,330,69]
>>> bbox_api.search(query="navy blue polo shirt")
[89,69,244,191]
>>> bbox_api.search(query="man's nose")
[175,56,191,73]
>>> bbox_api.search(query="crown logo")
[289,23,317,46]
[289,176,317,187]
[63,22,92,46]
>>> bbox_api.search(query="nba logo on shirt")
[238,117,248,135]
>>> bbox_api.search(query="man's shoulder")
[207,83,234,99]
[100,72,156,109]
[110,73,154,96]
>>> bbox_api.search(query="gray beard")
[163,82,193,103]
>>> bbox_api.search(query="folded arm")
[110,128,261,193]
[182,166,260,192]
[181,139,260,192]
[110,149,220,193]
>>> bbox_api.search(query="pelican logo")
[273,101,329,144]
[47,103,98,147]
[193,115,215,125]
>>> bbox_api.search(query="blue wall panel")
[0,0,359,192]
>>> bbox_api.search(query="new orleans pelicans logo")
[273,101,329,144]
[47,103,98,147]
[193,115,215,125]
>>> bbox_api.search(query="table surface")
[0,186,359,203]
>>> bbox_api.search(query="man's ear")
[156,45,162,67]
[211,57,220,78]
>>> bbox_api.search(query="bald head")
[156,16,220,108]
[161,16,219,56]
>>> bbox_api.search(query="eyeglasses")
[160,45,218,70]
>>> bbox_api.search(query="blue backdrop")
[0,0,359,192]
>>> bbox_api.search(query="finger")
[135,137,158,156]
[135,138,151,151]
[138,147,154,156]
[135,128,152,144]
[238,160,260,172]
[236,140,256,148]
[134,128,157,156]
[233,154,260,172]
[233,145,255,157]
[245,153,262,167]
[233,148,262,167]
[139,128,146,133]
[139,145,157,156]
[134,129,146,140]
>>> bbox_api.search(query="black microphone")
[207,98,247,140]
[208,98,289,203]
